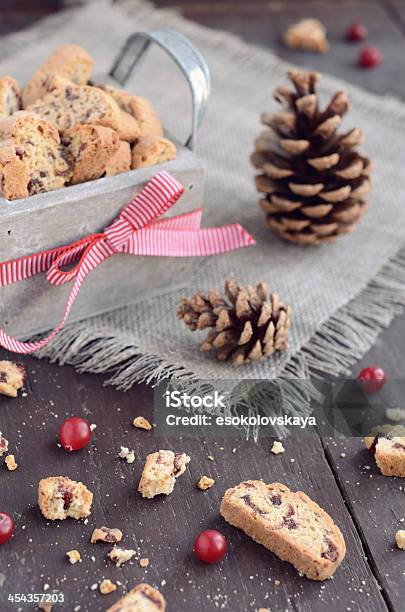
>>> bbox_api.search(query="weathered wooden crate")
[0,29,210,338]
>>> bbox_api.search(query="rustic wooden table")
[1,1,405,611]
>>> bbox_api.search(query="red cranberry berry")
[193,529,228,564]
[358,366,386,393]
[358,46,382,69]
[346,23,368,42]
[59,416,91,452]
[0,512,14,545]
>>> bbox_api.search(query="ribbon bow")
[0,171,255,354]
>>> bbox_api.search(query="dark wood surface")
[1,1,405,611]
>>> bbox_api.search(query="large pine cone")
[177,280,291,367]
[251,70,372,245]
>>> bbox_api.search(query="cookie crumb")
[274,580,281,586]
[271,441,285,455]
[108,546,136,567]
[91,526,123,544]
[197,476,215,491]
[133,416,152,430]
[0,433,9,457]
[340,452,346,458]
[386,407,405,422]
[258,609,271,612]
[207,455,215,461]
[89,423,97,431]
[396,530,405,550]
[99,579,117,595]
[5,454,17,471]
[66,549,81,564]
[283,18,329,53]
[0,360,25,397]
[118,446,135,464]
[139,557,149,568]
[38,603,53,612]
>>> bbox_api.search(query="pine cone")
[177,280,291,367]
[251,70,372,245]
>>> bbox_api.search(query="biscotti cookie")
[220,480,346,580]
[62,124,119,184]
[0,112,72,199]
[27,84,121,132]
[106,583,166,612]
[117,110,141,143]
[131,136,176,169]
[23,44,93,107]
[0,76,22,118]
[0,360,25,397]
[138,450,190,499]
[105,140,131,176]
[38,476,93,520]
[100,86,163,138]
[365,429,405,477]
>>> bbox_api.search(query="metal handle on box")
[109,28,211,151]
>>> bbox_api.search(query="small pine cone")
[251,70,372,245]
[177,280,291,367]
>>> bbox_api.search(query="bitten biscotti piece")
[62,124,119,184]
[138,450,190,499]
[0,360,25,397]
[0,76,22,118]
[132,136,176,169]
[100,86,163,139]
[0,112,72,199]
[220,480,346,580]
[27,84,121,132]
[23,44,93,107]
[105,140,131,176]
[365,429,405,477]
[106,583,166,612]
[38,476,93,520]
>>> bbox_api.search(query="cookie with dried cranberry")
[138,450,190,499]
[220,480,346,581]
[62,124,119,184]
[38,476,93,520]
[0,76,22,118]
[105,140,131,176]
[27,84,121,132]
[23,44,93,107]
[106,583,166,612]
[365,427,405,477]
[0,111,72,199]
[131,135,176,169]
[0,360,25,397]
[100,85,162,138]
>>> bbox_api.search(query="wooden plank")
[155,0,405,99]
[0,352,388,612]
[322,310,405,612]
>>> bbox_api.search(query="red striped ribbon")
[0,171,255,354]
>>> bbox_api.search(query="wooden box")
[0,29,210,338]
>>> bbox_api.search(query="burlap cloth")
[2,0,405,391]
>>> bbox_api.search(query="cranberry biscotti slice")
[27,84,121,132]
[0,111,72,200]
[132,136,176,169]
[62,124,120,184]
[220,480,346,580]
[38,476,93,520]
[105,140,131,176]
[0,76,22,118]
[365,426,405,477]
[23,44,93,107]
[107,583,166,612]
[100,85,163,138]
